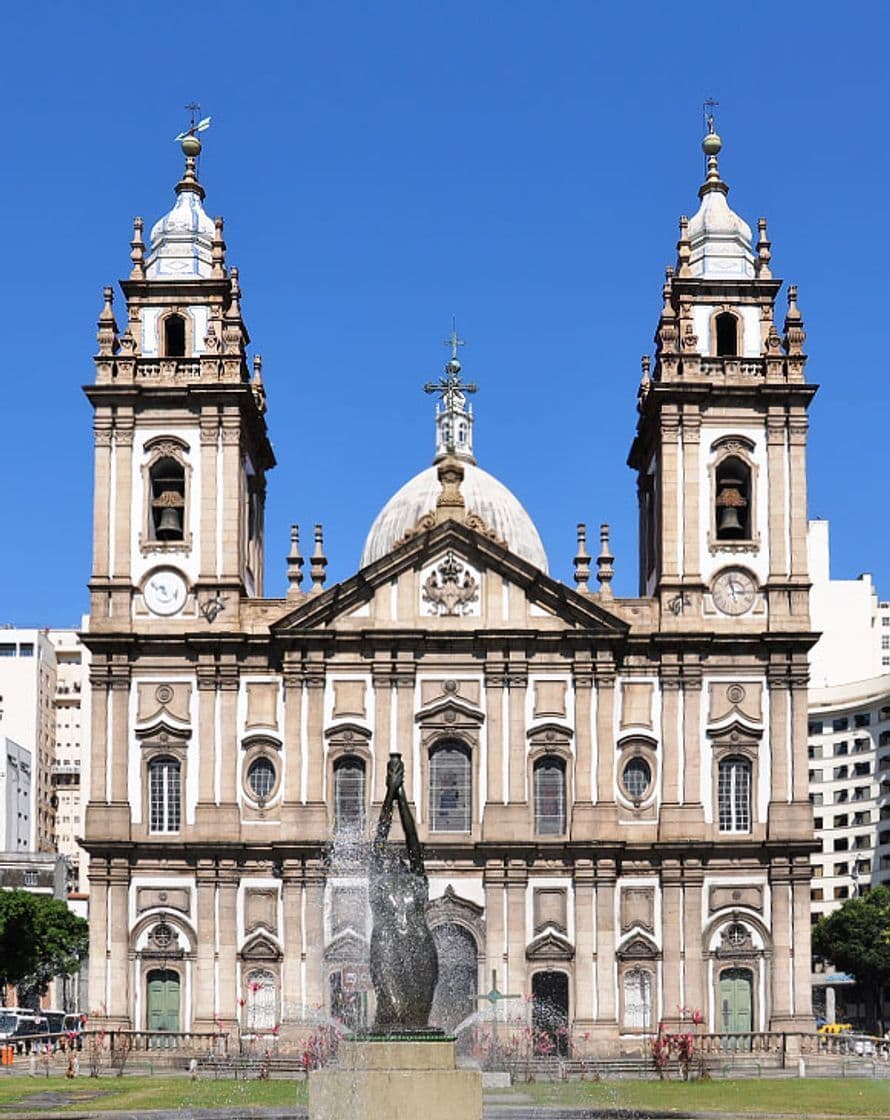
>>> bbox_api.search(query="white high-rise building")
[48,628,90,894]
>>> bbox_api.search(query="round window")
[726,923,747,947]
[247,757,276,800]
[622,757,651,801]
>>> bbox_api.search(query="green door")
[146,970,180,1035]
[719,968,753,1035]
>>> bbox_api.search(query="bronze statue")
[369,754,439,1033]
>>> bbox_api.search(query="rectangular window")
[718,757,751,832]
[834,766,849,780]
[854,835,871,849]
[833,814,848,828]
[429,745,472,833]
[808,744,823,760]
[149,759,181,833]
[835,741,848,756]
[883,637,890,651]
[18,644,33,657]
[0,644,15,657]
[811,888,824,902]
[834,862,849,876]
[813,864,823,878]
[814,816,823,829]
[853,811,871,826]
[834,837,849,851]
[834,886,849,900]
[855,713,872,727]
[833,717,849,732]
[854,762,871,776]
[853,786,870,800]
[809,721,824,735]
[810,792,824,806]
[809,769,822,782]
[23,870,38,887]
[853,738,870,753]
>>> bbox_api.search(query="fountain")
[308,755,483,1118]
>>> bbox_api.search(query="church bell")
[156,506,183,538]
[715,475,747,538]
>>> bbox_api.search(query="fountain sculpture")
[308,754,483,1119]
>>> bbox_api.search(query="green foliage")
[812,884,890,993]
[0,889,88,994]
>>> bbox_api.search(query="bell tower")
[85,124,275,632]
[628,118,815,633]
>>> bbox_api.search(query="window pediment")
[616,933,660,961]
[324,931,370,964]
[136,720,191,747]
[416,697,484,730]
[240,933,282,961]
[526,930,574,962]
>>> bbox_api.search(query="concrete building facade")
[81,120,818,1049]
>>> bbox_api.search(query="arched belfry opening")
[714,455,751,540]
[715,311,738,356]
[163,313,186,357]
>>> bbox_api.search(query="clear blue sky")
[3,1,889,625]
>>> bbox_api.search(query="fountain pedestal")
[309,1038,482,1120]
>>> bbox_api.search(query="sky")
[2,1,889,626]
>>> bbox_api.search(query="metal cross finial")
[185,102,202,130]
[444,316,466,361]
[703,97,719,133]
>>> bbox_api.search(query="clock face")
[144,569,188,616]
[712,568,757,616]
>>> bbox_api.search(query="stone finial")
[637,354,651,410]
[96,286,119,356]
[676,216,691,277]
[310,524,327,592]
[435,457,466,514]
[211,217,226,279]
[783,284,806,356]
[287,524,304,596]
[596,523,614,598]
[129,217,145,280]
[228,266,242,318]
[251,354,267,414]
[755,217,772,279]
[573,523,591,592]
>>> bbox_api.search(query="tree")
[812,884,890,1030]
[0,890,88,999]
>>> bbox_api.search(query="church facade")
[82,120,817,1050]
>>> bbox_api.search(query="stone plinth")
[309,1038,482,1120]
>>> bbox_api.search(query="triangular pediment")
[324,930,369,963]
[240,932,282,961]
[526,930,575,961]
[272,520,628,636]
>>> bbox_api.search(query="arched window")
[534,757,566,835]
[333,756,365,832]
[245,969,276,1032]
[623,967,653,1030]
[718,756,751,832]
[429,741,471,832]
[715,455,751,540]
[149,457,186,541]
[715,312,738,356]
[247,757,276,802]
[149,757,180,833]
[163,314,186,357]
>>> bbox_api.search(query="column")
[660,410,681,579]
[790,676,810,803]
[219,412,241,582]
[682,862,704,1017]
[788,415,809,580]
[792,860,814,1021]
[574,862,595,1022]
[768,668,790,805]
[485,664,505,805]
[283,668,303,803]
[194,866,216,1028]
[594,659,615,805]
[112,415,134,582]
[91,420,112,580]
[217,866,238,1022]
[681,408,701,581]
[199,410,219,581]
[682,671,702,805]
[87,864,108,1018]
[372,671,391,804]
[109,670,130,804]
[197,667,216,806]
[483,862,506,982]
[769,861,793,1025]
[573,662,593,803]
[219,668,239,805]
[107,862,130,1024]
[281,865,304,1021]
[766,413,788,579]
[395,671,415,802]
[505,864,528,997]
[507,665,527,803]
[305,669,325,802]
[89,674,108,803]
[594,861,617,1023]
[661,862,682,1020]
[660,664,681,804]
[303,865,326,1011]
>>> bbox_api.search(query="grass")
[0,1073,307,1111]
[524,1077,890,1116]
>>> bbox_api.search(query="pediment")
[271,520,629,636]
[416,696,484,725]
[240,932,282,961]
[324,930,369,964]
[526,930,575,961]
[135,719,191,745]
[616,933,660,960]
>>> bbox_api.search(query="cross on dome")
[423,319,477,463]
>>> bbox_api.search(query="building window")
[23,870,38,887]
[811,792,823,806]
[833,814,848,828]
[853,810,871,826]
[715,311,739,356]
[833,837,849,852]
[855,713,872,728]
[534,757,566,835]
[714,456,751,540]
[245,969,276,1032]
[429,742,471,832]
[247,757,276,801]
[149,757,181,832]
[811,888,824,901]
[809,721,823,735]
[834,789,848,804]
[163,313,186,357]
[622,757,652,802]
[808,744,822,760]
[833,717,849,732]
[834,766,848,780]
[834,886,849,900]
[623,967,653,1030]
[854,762,871,777]
[834,861,849,875]
[718,757,751,832]
[333,756,365,832]
[149,457,186,541]
[835,741,848,756]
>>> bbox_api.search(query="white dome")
[361,462,548,573]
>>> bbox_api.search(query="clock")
[711,568,757,616]
[143,569,188,616]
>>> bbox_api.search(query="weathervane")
[703,97,719,134]
[174,102,212,143]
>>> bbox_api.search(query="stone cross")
[477,968,522,1068]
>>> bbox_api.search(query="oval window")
[622,757,651,801]
[247,757,276,800]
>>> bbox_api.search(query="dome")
[361,461,549,573]
[145,151,215,280]
[686,129,755,280]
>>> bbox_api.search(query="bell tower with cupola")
[85,122,275,633]
[629,117,815,634]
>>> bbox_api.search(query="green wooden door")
[719,968,753,1034]
[146,970,180,1034]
